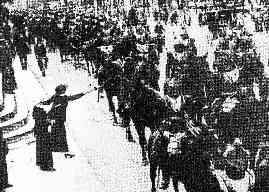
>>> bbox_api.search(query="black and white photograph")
[0,0,268,191]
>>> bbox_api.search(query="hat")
[55,84,67,94]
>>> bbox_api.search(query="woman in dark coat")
[33,104,54,171]
[40,84,93,157]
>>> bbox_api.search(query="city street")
[2,1,269,192]
[4,48,184,192]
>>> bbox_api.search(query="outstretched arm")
[67,93,85,101]
[67,87,98,101]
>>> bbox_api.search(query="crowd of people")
[0,0,268,192]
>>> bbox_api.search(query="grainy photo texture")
[0,0,268,192]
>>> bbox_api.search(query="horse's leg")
[118,99,134,141]
[159,160,170,190]
[76,51,80,68]
[172,176,179,192]
[76,54,80,68]
[74,54,78,69]
[85,59,91,76]
[148,132,158,190]
[105,90,118,124]
[123,111,134,142]
[134,121,148,165]
[150,163,158,192]
[125,125,135,142]
[90,60,96,75]
[59,50,63,62]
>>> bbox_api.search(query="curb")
[0,95,17,123]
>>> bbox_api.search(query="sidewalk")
[5,56,105,192]
[6,135,105,192]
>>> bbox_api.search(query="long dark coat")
[41,93,84,152]
[33,106,53,169]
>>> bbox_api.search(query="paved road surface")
[10,9,269,192]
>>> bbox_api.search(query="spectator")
[33,104,54,171]
[40,85,94,158]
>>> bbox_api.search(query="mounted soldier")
[117,55,137,141]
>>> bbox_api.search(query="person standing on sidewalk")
[33,104,54,171]
[40,84,95,158]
